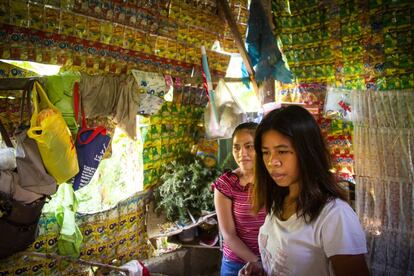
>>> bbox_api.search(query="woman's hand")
[238,261,265,276]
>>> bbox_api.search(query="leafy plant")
[154,154,221,222]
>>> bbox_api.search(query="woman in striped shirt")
[213,122,266,276]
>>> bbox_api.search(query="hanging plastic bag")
[72,83,111,191]
[0,120,44,204]
[204,79,245,139]
[54,183,83,257]
[15,86,57,195]
[0,147,16,171]
[15,128,58,195]
[27,81,79,184]
[42,71,81,135]
[0,194,46,259]
[0,120,46,259]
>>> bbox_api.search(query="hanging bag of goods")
[72,82,111,191]
[0,192,46,259]
[15,82,57,195]
[27,81,79,184]
[0,120,46,259]
[42,71,81,136]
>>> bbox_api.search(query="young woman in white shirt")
[239,105,369,276]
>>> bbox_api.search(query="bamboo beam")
[259,78,275,104]
[254,0,276,105]
[223,77,250,82]
[0,78,38,91]
[217,0,259,98]
[0,119,13,147]
[17,251,130,274]
[260,0,276,104]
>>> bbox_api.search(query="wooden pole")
[217,0,260,98]
[259,78,275,104]
[17,251,131,274]
[257,0,276,105]
[0,78,38,90]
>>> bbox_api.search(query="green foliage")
[154,154,221,222]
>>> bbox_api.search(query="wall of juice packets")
[272,0,413,184]
[0,192,150,275]
[0,0,257,78]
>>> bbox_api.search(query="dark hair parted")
[232,122,258,140]
[252,105,346,223]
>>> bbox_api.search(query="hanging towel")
[79,74,140,139]
[132,69,166,116]
[115,75,141,137]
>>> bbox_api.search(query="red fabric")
[73,82,87,128]
[139,261,150,276]
[200,57,210,101]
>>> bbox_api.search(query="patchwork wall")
[0,192,150,275]
[0,0,235,80]
[274,0,413,90]
[273,1,413,274]
[273,0,413,184]
[140,101,205,188]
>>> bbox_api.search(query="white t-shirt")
[258,199,367,276]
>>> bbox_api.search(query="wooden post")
[259,79,275,104]
[217,0,259,99]
[17,251,131,274]
[258,0,276,105]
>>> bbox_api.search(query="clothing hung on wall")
[79,74,140,139]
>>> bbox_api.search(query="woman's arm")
[330,254,370,276]
[214,189,259,263]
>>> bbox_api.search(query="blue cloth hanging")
[243,0,294,84]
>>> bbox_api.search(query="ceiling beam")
[0,78,38,91]
[217,0,259,98]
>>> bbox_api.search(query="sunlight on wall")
[222,54,261,113]
[43,124,144,214]
[0,59,61,76]
[75,125,144,213]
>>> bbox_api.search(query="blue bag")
[72,83,111,191]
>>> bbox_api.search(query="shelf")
[146,202,217,239]
[149,212,217,239]
[168,233,220,250]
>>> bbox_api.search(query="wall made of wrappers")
[0,0,250,274]
[0,0,238,78]
[0,192,149,275]
[273,1,413,275]
[273,0,413,184]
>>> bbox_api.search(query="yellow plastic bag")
[27,81,79,184]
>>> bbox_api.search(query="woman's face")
[261,130,300,189]
[232,130,255,172]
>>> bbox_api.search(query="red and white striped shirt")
[212,171,266,264]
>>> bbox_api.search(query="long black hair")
[252,105,346,223]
